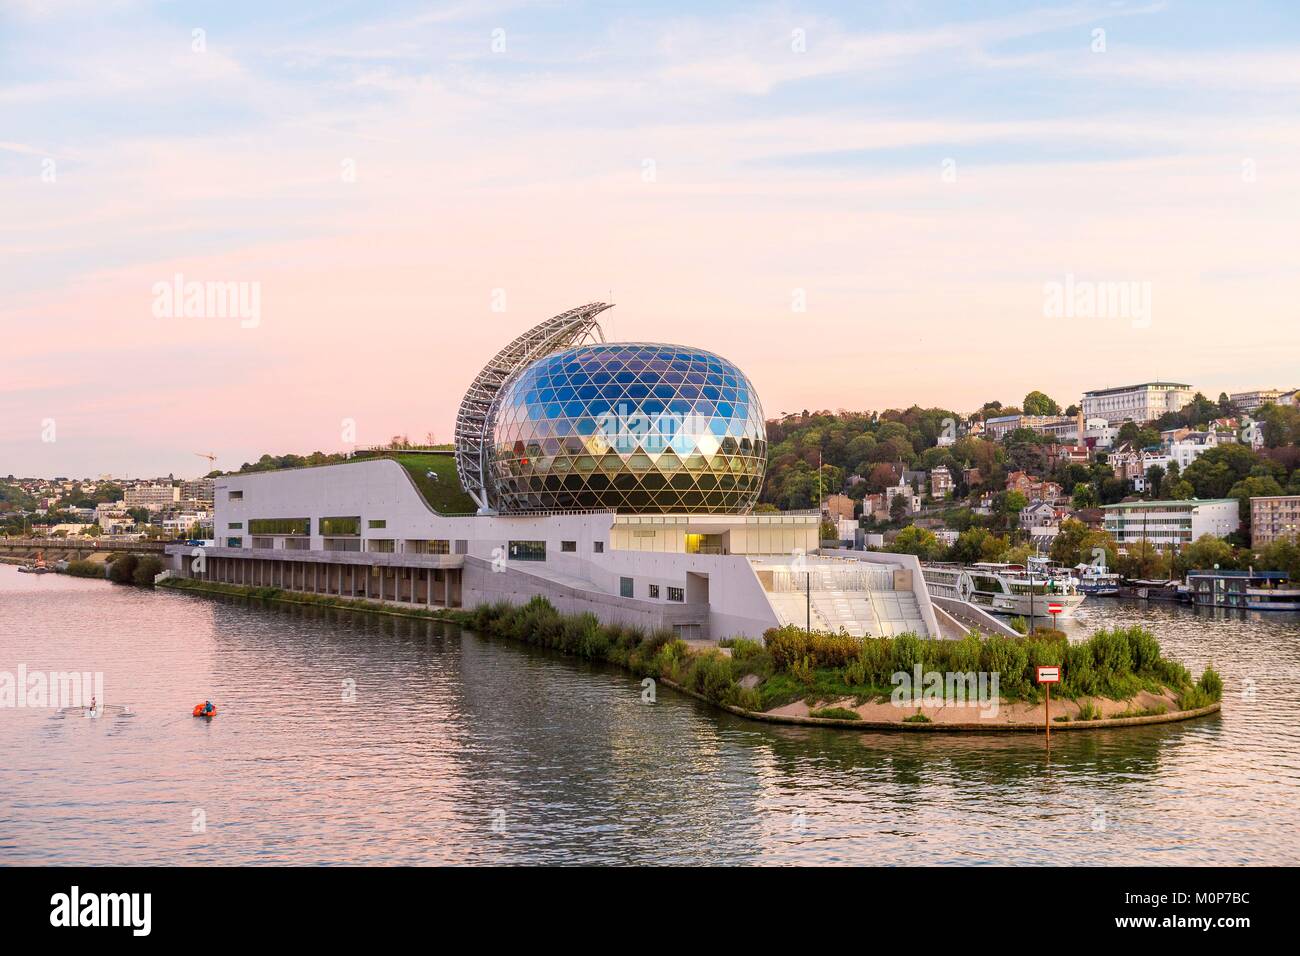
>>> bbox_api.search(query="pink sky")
[4,2,1299,477]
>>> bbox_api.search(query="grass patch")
[809,706,861,721]
[903,712,932,723]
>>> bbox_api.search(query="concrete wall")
[213,459,785,639]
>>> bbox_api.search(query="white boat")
[1074,563,1121,596]
[922,560,1087,618]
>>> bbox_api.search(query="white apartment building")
[124,483,180,511]
[1102,498,1240,551]
[1082,382,1193,425]
[1230,389,1285,413]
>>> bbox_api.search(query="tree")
[1183,444,1265,499]
[1257,538,1300,580]
[1228,475,1284,527]
[889,525,942,560]
[1049,518,1117,568]
[1001,490,1028,516]
[1116,541,1165,580]
[889,493,908,523]
[1023,391,1061,416]
[1179,534,1236,573]
[1145,465,1165,499]
[1072,483,1098,509]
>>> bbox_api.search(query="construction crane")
[195,452,217,473]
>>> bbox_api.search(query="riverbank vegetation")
[155,581,1221,722]
[463,600,1219,715]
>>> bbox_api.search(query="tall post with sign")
[1036,665,1061,740]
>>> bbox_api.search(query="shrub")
[65,559,104,578]
[1076,699,1101,721]
[727,685,763,711]
[859,638,892,687]
[689,652,736,703]
[809,706,860,721]
[107,553,138,585]
[1091,628,1134,675]
[790,656,815,686]
[1008,616,1029,635]
[949,634,982,674]
[725,637,765,663]
[903,711,931,723]
[1064,641,1096,696]
[891,633,922,673]
[1129,628,1162,672]
[132,555,164,586]
[1197,665,1224,701]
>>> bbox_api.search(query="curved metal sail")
[454,303,611,512]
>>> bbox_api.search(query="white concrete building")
[1230,389,1285,413]
[1082,382,1193,425]
[165,305,945,640]
[1102,498,1240,551]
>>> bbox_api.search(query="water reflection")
[0,567,1296,865]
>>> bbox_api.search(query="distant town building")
[1082,382,1194,425]
[1082,417,1118,449]
[984,414,1078,442]
[821,493,856,522]
[1230,389,1285,413]
[124,483,180,511]
[1102,498,1239,551]
[930,465,954,499]
[1006,471,1063,503]
[181,478,216,505]
[1046,444,1090,467]
[884,478,922,517]
[1250,495,1300,548]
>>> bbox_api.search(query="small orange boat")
[192,703,217,718]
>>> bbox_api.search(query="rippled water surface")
[2,565,1298,865]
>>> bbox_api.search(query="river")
[1,564,1297,865]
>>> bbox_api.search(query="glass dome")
[488,342,766,513]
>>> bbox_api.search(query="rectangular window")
[228,490,243,501]
[649,584,660,599]
[593,541,605,553]
[405,539,450,555]
[225,537,243,548]
[368,519,387,529]
[620,577,634,598]
[561,540,577,552]
[508,540,546,561]
[249,517,310,536]
[667,587,684,603]
[320,516,360,536]
[367,539,395,553]
[227,522,243,530]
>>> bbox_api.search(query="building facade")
[1102,498,1239,550]
[1250,495,1300,548]
[1082,382,1193,425]
[123,483,180,511]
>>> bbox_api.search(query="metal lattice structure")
[488,342,767,514]
[454,303,611,512]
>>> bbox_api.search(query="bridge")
[0,537,169,555]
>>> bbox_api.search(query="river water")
[1,564,1297,865]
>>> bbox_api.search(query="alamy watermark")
[891,665,1000,718]
[0,667,104,709]
[152,273,261,328]
[1043,273,1151,328]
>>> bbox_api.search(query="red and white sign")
[1036,665,1061,684]
[1047,603,1064,615]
